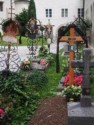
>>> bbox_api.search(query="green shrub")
[39,46,48,57]
[46,54,55,65]
[27,70,48,90]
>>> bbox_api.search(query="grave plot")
[0,19,21,124]
[56,17,91,101]
[56,17,94,125]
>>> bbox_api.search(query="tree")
[15,9,28,43]
[15,8,28,27]
[28,0,36,20]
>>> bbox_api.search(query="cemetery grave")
[0,16,65,125]
[0,12,93,125]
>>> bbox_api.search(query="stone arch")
[55,23,68,40]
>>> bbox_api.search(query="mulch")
[27,96,68,125]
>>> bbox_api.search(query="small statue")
[45,20,52,39]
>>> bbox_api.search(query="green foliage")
[0,49,63,124]
[0,71,40,125]
[62,85,82,101]
[75,18,92,34]
[28,0,36,19]
[45,53,55,65]
[62,57,69,76]
[15,9,28,26]
[15,9,28,35]
[90,69,94,100]
[39,46,48,57]
[27,70,48,90]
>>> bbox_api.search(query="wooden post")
[69,27,75,85]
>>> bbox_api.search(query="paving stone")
[68,102,94,125]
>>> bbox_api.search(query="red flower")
[74,75,83,86]
[0,108,5,117]
[63,72,70,86]
[63,72,83,86]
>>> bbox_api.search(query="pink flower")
[0,108,5,117]
[63,72,83,86]
[63,72,70,86]
[40,59,47,65]
[74,75,83,86]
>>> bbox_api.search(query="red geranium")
[0,108,5,117]
[74,75,83,86]
[63,72,83,86]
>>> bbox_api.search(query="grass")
[0,36,47,46]
[38,50,63,98]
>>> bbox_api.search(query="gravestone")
[67,48,94,125]
[71,48,94,107]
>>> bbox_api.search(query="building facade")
[84,0,94,47]
[0,0,83,38]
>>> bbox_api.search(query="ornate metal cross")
[71,48,94,107]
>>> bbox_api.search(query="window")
[78,8,84,17]
[0,2,3,11]
[61,9,64,17]
[65,9,68,17]
[61,8,68,17]
[45,9,52,17]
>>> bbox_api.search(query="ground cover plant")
[0,49,63,125]
[0,36,47,46]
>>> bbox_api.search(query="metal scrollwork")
[0,44,21,72]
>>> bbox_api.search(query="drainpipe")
[83,0,85,19]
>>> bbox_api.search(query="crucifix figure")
[71,48,94,107]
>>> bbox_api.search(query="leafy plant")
[62,85,82,101]
[45,54,55,65]
[27,70,48,90]
[39,46,48,57]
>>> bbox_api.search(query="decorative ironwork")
[26,18,38,39]
[26,18,39,56]
[0,44,21,72]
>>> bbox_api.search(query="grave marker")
[60,27,83,85]
[71,48,94,107]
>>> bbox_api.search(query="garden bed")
[27,96,68,125]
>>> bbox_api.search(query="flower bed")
[0,107,8,125]
[62,72,83,101]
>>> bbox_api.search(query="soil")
[27,96,68,125]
